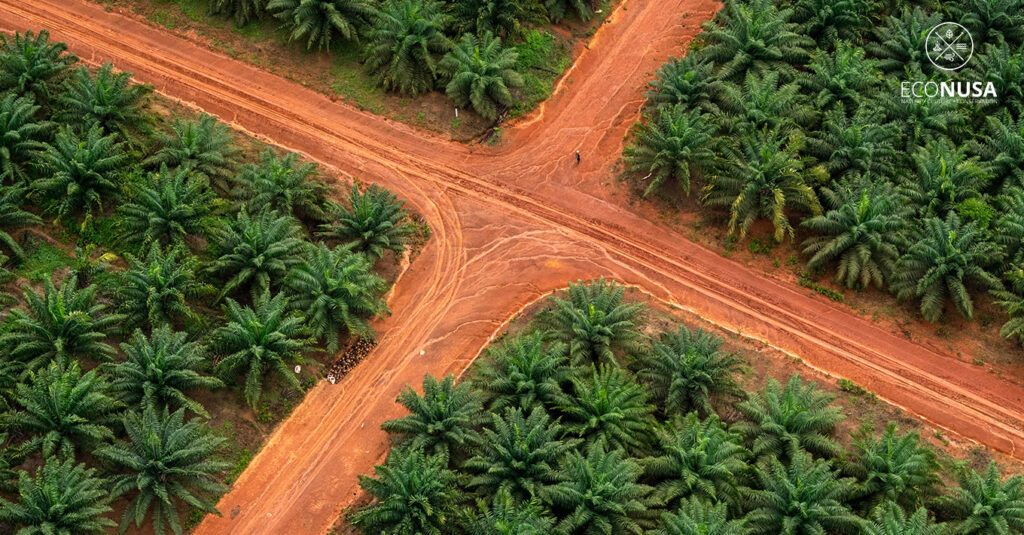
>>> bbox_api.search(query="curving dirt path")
[4,0,1024,533]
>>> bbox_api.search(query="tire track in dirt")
[3,1,1024,533]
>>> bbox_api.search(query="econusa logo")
[899,22,997,101]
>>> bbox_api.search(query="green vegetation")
[353,281,1022,533]
[625,0,1024,327]
[123,0,588,130]
[0,32,417,533]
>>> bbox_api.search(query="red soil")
[3,0,1024,533]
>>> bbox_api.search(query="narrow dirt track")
[4,0,1024,533]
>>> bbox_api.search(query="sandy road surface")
[3,0,1024,533]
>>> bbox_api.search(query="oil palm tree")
[868,8,942,74]
[968,42,1024,115]
[352,446,463,534]
[208,209,306,302]
[452,0,536,37]
[0,273,121,370]
[9,360,118,459]
[544,0,596,22]
[802,42,881,115]
[118,244,208,330]
[645,55,720,114]
[230,149,330,222]
[464,406,577,501]
[473,331,571,412]
[0,30,76,103]
[992,264,1024,343]
[211,292,311,409]
[864,502,948,535]
[462,489,554,534]
[318,182,415,260]
[891,213,1003,322]
[624,105,717,197]
[210,0,266,27]
[790,0,871,46]
[363,0,452,96]
[554,364,655,453]
[118,165,216,248]
[545,442,652,535]
[0,185,41,260]
[931,462,1024,534]
[953,0,1024,47]
[439,31,522,121]
[57,63,151,137]
[144,113,239,191]
[806,109,898,183]
[696,0,812,82]
[801,183,906,290]
[734,375,845,462]
[96,407,228,535]
[901,140,992,218]
[268,0,375,51]
[0,93,53,184]
[33,124,126,220]
[845,423,940,512]
[878,86,966,153]
[972,113,1024,190]
[643,413,749,511]
[538,278,645,366]
[285,242,387,352]
[655,497,749,535]
[635,324,744,417]
[107,326,223,418]
[717,71,815,134]
[0,456,114,535]
[745,451,861,535]
[381,373,482,457]
[703,130,823,242]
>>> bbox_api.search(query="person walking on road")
[575,150,581,165]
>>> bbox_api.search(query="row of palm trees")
[352,278,1024,534]
[623,0,1024,326]
[205,0,592,120]
[0,30,419,534]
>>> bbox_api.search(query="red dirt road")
[4,0,1024,533]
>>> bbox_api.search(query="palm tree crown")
[212,292,311,409]
[538,278,645,366]
[0,273,121,370]
[0,30,76,103]
[891,213,1003,322]
[9,360,119,459]
[624,105,716,197]
[117,244,208,331]
[0,93,53,184]
[268,0,376,52]
[363,0,452,96]
[230,149,330,221]
[352,446,463,535]
[33,124,126,219]
[734,374,844,461]
[381,373,482,457]
[56,63,151,136]
[635,324,743,417]
[285,242,387,352]
[97,407,228,535]
[118,165,216,247]
[473,331,571,412]
[208,208,306,302]
[107,326,223,417]
[439,31,523,121]
[318,182,415,260]
[0,456,114,535]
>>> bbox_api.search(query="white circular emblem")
[925,22,974,71]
